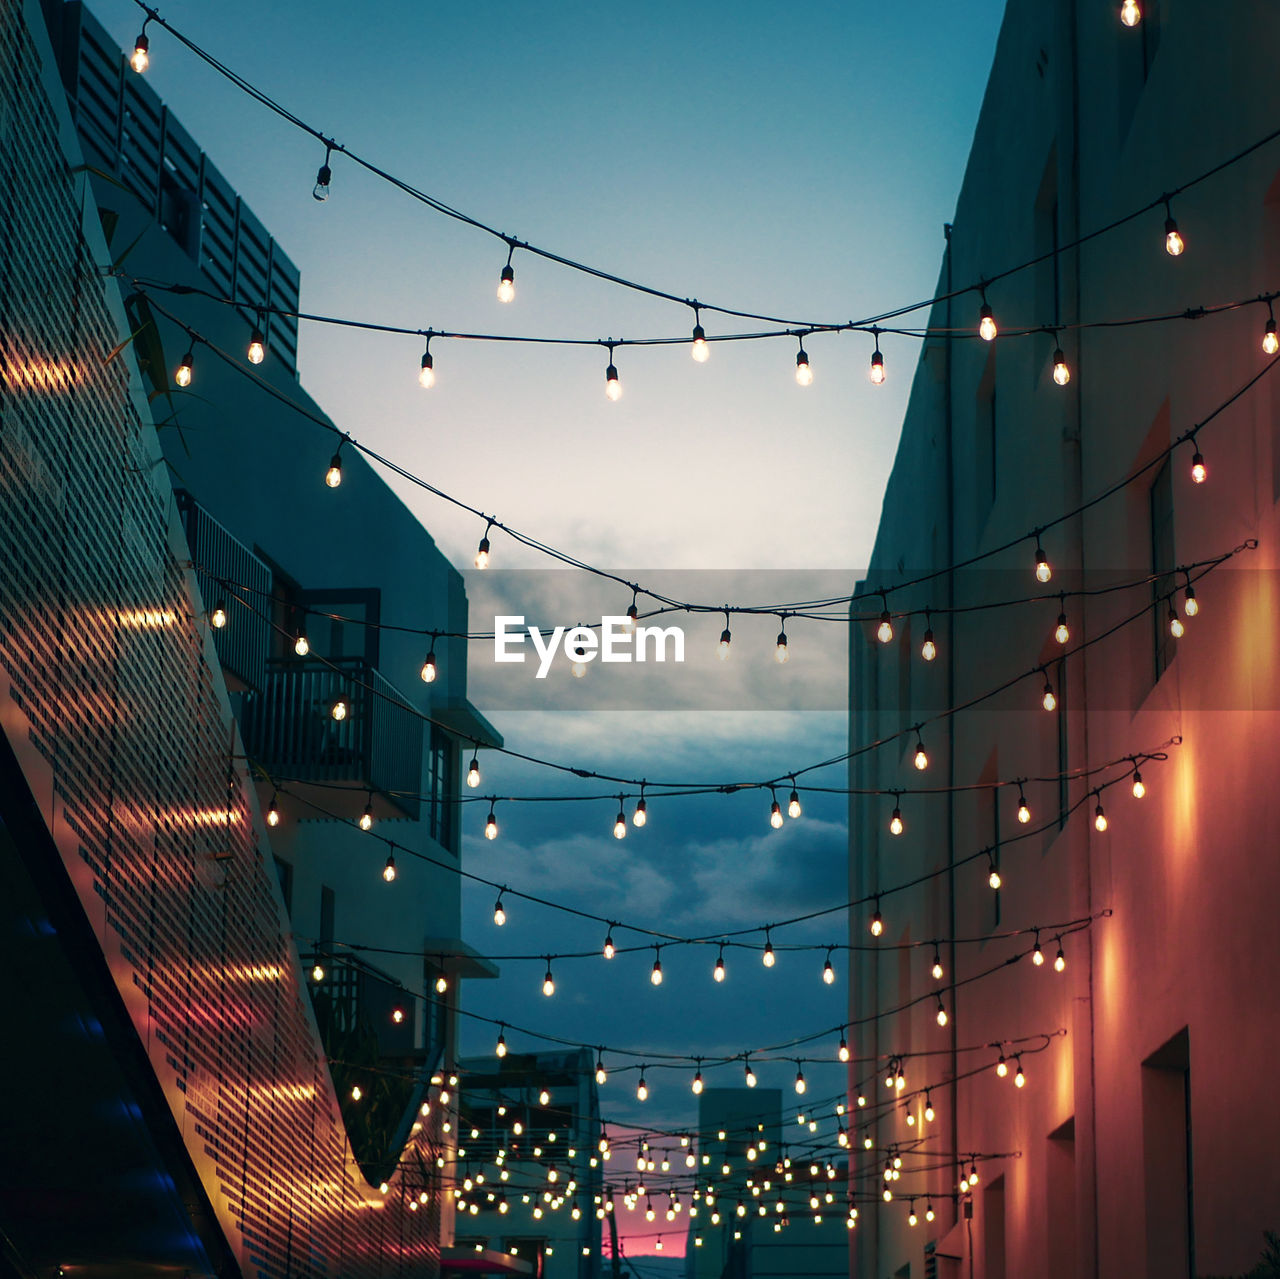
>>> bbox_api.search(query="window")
[1047,1119,1078,1279]
[983,1177,1007,1279]
[428,726,457,853]
[1142,1029,1194,1279]
[319,884,335,948]
[1150,458,1176,681]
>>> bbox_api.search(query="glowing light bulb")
[1169,604,1184,638]
[392,1007,404,1024]
[130,31,150,73]
[571,651,587,677]
[475,536,491,569]
[485,810,498,840]
[1055,612,1070,644]
[877,611,894,644]
[770,800,784,829]
[1183,585,1198,616]
[351,1085,362,1101]
[1032,939,1045,966]
[870,908,884,938]
[543,967,555,997]
[926,1204,936,1222]
[924,1097,935,1123]
[913,740,929,771]
[870,348,886,384]
[936,1002,948,1027]
[1190,450,1207,484]
[1035,543,1052,583]
[775,629,789,663]
[744,1062,757,1088]
[208,601,227,629]
[1265,319,1279,356]
[1017,791,1031,823]
[1120,0,1141,24]
[331,698,348,721]
[1042,679,1057,712]
[795,347,813,386]
[294,631,310,656]
[382,853,397,882]
[435,975,448,994]
[651,955,663,986]
[838,1036,850,1062]
[247,329,266,364]
[493,898,506,926]
[996,1054,1008,1077]
[496,1031,507,1057]
[324,453,343,488]
[603,932,615,959]
[822,957,835,985]
[889,807,903,836]
[359,802,374,831]
[795,1068,807,1095]
[719,626,732,660]
[691,323,710,362]
[596,1058,607,1086]
[909,1209,918,1227]
[614,807,627,839]
[692,1069,704,1094]
[787,789,802,819]
[418,351,435,388]
[637,1075,650,1101]
[1054,944,1066,973]
[921,629,937,662]
[1165,216,1185,257]
[605,362,621,401]
[266,797,280,827]
[312,162,332,202]
[931,951,944,980]
[497,264,515,303]
[1132,771,1146,799]
[1014,1061,1026,1088]
[175,350,193,387]
[763,940,776,967]
[988,865,1002,891]
[466,755,481,788]
[979,302,997,342]
[311,963,325,982]
[714,953,726,982]
[1052,348,1071,386]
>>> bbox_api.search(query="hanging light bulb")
[979,298,998,342]
[924,1094,935,1123]
[475,528,492,569]
[175,349,194,387]
[987,857,1002,891]
[870,903,884,937]
[603,929,615,959]
[311,962,325,982]
[822,951,836,985]
[495,1027,507,1057]
[889,804,904,836]
[493,895,506,926]
[1054,940,1067,972]
[331,697,348,721]
[1035,541,1052,583]
[996,1052,1008,1077]
[613,801,627,839]
[909,1207,918,1227]
[1168,601,1184,638]
[542,962,555,997]
[595,1054,607,1085]
[209,600,227,629]
[763,932,776,967]
[382,852,397,883]
[247,325,266,365]
[877,609,894,644]
[1052,346,1071,386]
[313,152,332,202]
[1032,935,1045,966]
[571,643,588,678]
[719,616,732,660]
[1042,676,1057,712]
[794,1065,807,1095]
[294,629,310,657]
[130,24,150,72]
[769,795,784,829]
[1014,1058,1026,1088]
[691,312,710,362]
[632,792,647,826]
[1164,204,1185,257]
[417,342,436,388]
[1017,789,1031,824]
[605,355,621,401]
[870,332,886,385]
[913,736,929,771]
[744,1060,757,1088]
[921,627,937,662]
[324,447,343,489]
[1265,317,1279,357]
[714,948,726,983]
[497,263,516,304]
[1183,583,1199,617]
[435,975,448,995]
[636,1073,649,1102]
[787,787,802,819]
[266,794,281,827]
[1190,448,1207,484]
[838,1034,850,1063]
[485,808,498,840]
[359,799,374,831]
[1120,0,1141,24]
[931,949,944,980]
[650,950,663,986]
[692,1066,704,1094]
[794,339,813,387]
[1055,609,1070,644]
[775,626,790,664]
[936,1000,948,1027]
[1132,770,1146,799]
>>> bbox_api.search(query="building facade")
[0,0,496,1273]
[848,4,1280,1279]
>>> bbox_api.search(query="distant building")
[849,5,1280,1279]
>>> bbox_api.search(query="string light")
[603,928,615,960]
[1035,539,1053,583]
[175,348,194,387]
[775,621,790,664]
[542,961,556,997]
[475,522,494,569]
[769,791,784,830]
[1032,933,1045,966]
[1054,939,1067,973]
[605,343,621,401]
[324,439,345,488]
[614,798,628,841]
[1042,674,1057,712]
[1265,311,1279,357]
[1055,602,1070,644]
[266,793,281,827]
[420,646,438,683]
[496,1027,507,1057]
[870,330,886,384]
[935,999,948,1027]
[924,1093,935,1123]
[870,900,884,938]
[650,948,664,986]
[633,789,647,827]
[744,1058,757,1088]
[493,894,506,926]
[987,854,1002,891]
[1052,343,1071,387]
[838,1034,850,1063]
[822,949,836,985]
[714,946,726,983]
[1017,789,1031,824]
[497,246,516,303]
[467,754,483,791]
[787,785,802,819]
[636,1072,649,1102]
[794,1064,807,1095]
[330,697,348,721]
[692,1063,704,1095]
[877,604,894,645]
[996,1052,1008,1078]
[931,949,943,981]
[209,600,228,629]
[1120,0,1141,25]
[763,930,776,968]
[247,320,266,365]
[1164,199,1185,257]
[1190,445,1207,484]
[359,797,374,831]
[1168,600,1185,638]
[313,146,332,202]
[382,851,397,882]
[1014,1057,1026,1088]
[418,340,436,388]
[1132,769,1146,799]
[795,336,813,387]
[889,800,904,836]
[718,613,732,661]
[1183,581,1199,617]
[979,291,998,342]
[485,807,499,840]
[921,615,937,662]
[130,21,151,72]
[913,735,929,771]
[595,1052,608,1086]
[294,630,310,656]
[691,309,710,363]
[926,1203,936,1223]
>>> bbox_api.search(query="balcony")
[177,490,271,691]
[241,658,423,819]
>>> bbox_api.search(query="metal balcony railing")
[241,658,423,818]
[302,950,419,1057]
[176,490,271,691]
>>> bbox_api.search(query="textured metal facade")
[0,3,441,1273]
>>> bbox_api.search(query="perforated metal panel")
[0,4,441,1274]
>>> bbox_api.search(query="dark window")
[428,726,457,853]
[983,1176,1007,1279]
[1150,458,1176,681]
[319,884,335,948]
[1142,1029,1194,1279]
